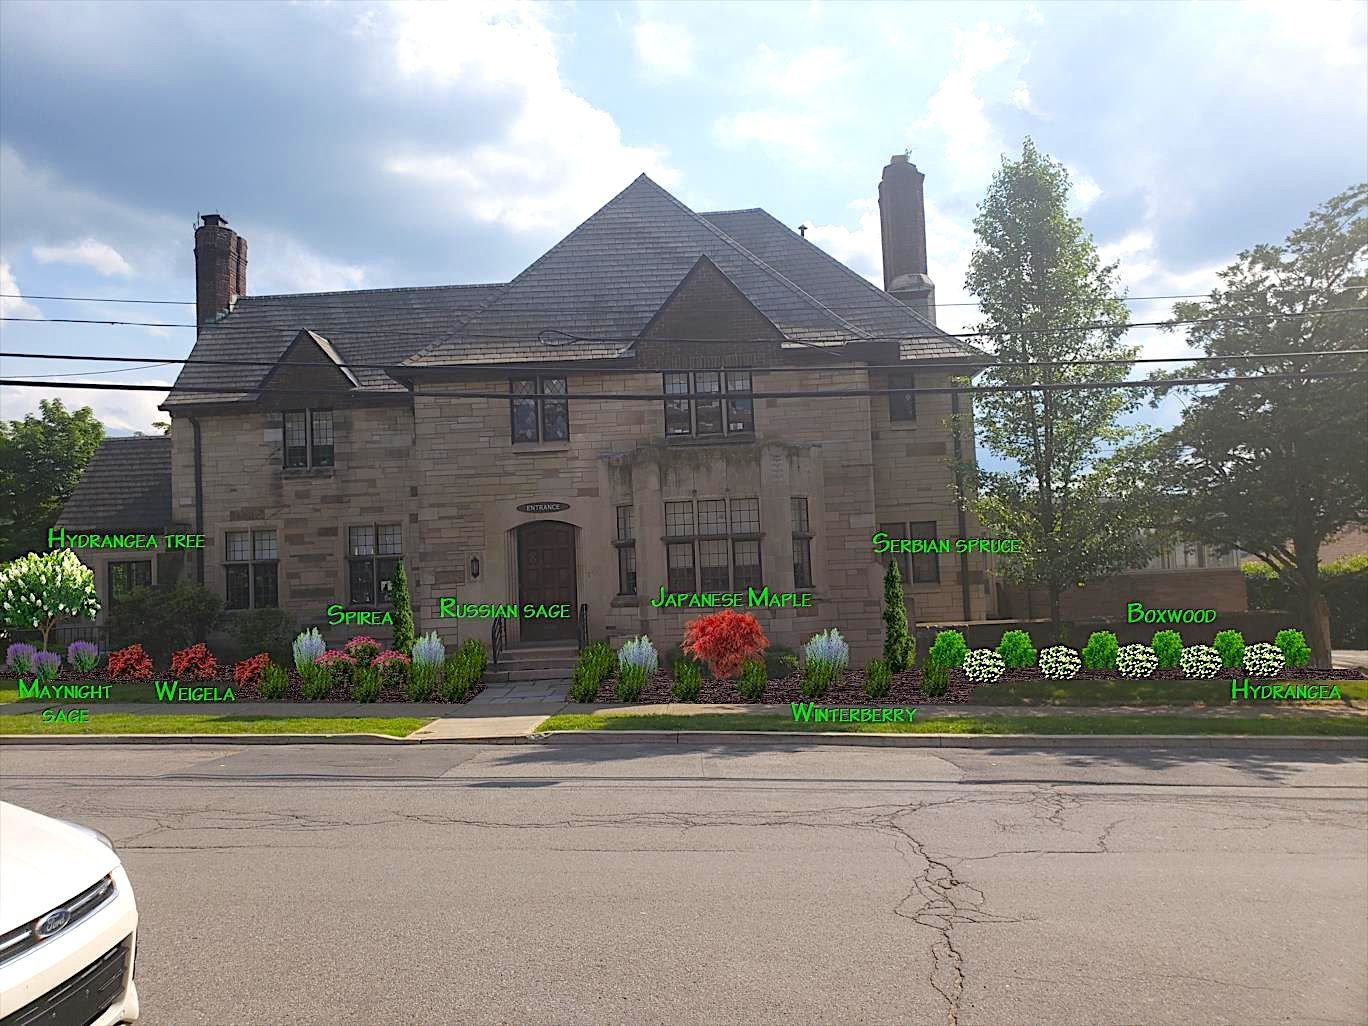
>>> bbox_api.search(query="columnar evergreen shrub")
[390,561,415,657]
[1151,630,1184,670]
[1039,646,1081,680]
[1116,644,1158,679]
[863,658,892,698]
[1243,642,1286,678]
[351,665,382,703]
[67,640,99,674]
[670,659,702,702]
[738,659,767,701]
[1081,631,1119,671]
[927,630,967,670]
[233,653,270,688]
[107,643,152,680]
[292,628,325,673]
[881,559,914,672]
[996,630,1036,669]
[1274,629,1311,669]
[6,642,36,676]
[963,649,1006,684]
[258,662,289,700]
[343,636,381,666]
[170,643,217,682]
[1212,630,1245,669]
[1179,645,1222,679]
[682,610,768,679]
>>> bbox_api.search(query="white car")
[0,801,139,1025]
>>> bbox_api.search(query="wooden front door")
[517,521,577,641]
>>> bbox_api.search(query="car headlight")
[58,818,115,850]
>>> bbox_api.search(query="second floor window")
[511,377,569,443]
[791,497,813,589]
[283,409,334,468]
[663,370,754,438]
[879,519,940,584]
[108,560,152,604]
[614,505,637,596]
[225,529,278,610]
[349,524,403,605]
[889,372,917,422]
[663,497,762,592]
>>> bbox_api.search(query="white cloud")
[247,230,368,294]
[1065,165,1103,211]
[0,262,42,319]
[378,2,679,233]
[633,20,695,79]
[713,110,826,161]
[0,378,172,436]
[31,237,133,276]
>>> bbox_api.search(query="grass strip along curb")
[0,712,430,737]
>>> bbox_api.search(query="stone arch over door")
[515,520,578,642]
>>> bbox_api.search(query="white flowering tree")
[0,550,101,651]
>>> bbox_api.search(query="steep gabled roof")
[56,436,172,533]
[162,283,505,407]
[403,175,872,368]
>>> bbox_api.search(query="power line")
[2,348,1363,376]
[3,370,1363,401]
[2,307,1366,343]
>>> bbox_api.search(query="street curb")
[0,732,417,746]
[528,730,1368,751]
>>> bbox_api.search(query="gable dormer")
[635,256,784,370]
[258,329,360,407]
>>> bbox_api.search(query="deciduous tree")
[0,400,104,561]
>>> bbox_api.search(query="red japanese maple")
[681,610,768,679]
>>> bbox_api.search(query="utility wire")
[3,370,1363,401]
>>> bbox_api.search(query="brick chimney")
[878,155,936,323]
[194,213,247,325]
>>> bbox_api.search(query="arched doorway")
[516,521,577,641]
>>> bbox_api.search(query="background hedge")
[1243,554,1367,648]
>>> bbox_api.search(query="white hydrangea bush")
[0,550,100,648]
[1116,643,1158,679]
[1179,644,1222,679]
[1039,646,1081,680]
[1243,642,1286,678]
[962,648,1005,684]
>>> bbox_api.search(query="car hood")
[0,802,120,929]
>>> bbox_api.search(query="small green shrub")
[259,662,289,700]
[457,638,488,681]
[764,646,799,680]
[1081,631,1119,671]
[864,658,892,699]
[1212,629,1245,669]
[407,660,439,702]
[568,665,598,703]
[737,659,767,701]
[670,660,702,702]
[800,661,835,699]
[926,630,967,670]
[1151,630,1183,670]
[922,662,950,698]
[351,666,381,703]
[440,656,475,703]
[300,663,333,701]
[1274,628,1311,669]
[611,662,646,702]
[996,629,1036,669]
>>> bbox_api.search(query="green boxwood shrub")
[1151,630,1183,670]
[1212,629,1245,669]
[800,660,833,699]
[351,666,381,703]
[996,630,1036,669]
[738,659,767,701]
[1274,629,1311,669]
[259,662,289,700]
[864,658,892,698]
[1081,631,1119,671]
[670,660,702,702]
[926,630,967,670]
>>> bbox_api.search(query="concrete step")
[503,641,578,655]
[493,655,577,671]
[486,667,573,684]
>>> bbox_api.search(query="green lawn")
[536,711,1368,737]
[1,680,160,703]
[970,676,1367,706]
[0,711,431,736]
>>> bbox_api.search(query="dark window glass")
[733,540,762,590]
[376,558,399,599]
[664,501,694,538]
[252,561,279,608]
[793,538,813,589]
[615,505,634,542]
[694,372,723,435]
[541,378,569,441]
[108,561,152,603]
[511,379,539,443]
[348,525,400,603]
[879,521,910,584]
[666,543,695,592]
[617,546,637,595]
[663,373,692,435]
[283,411,308,468]
[225,531,250,561]
[730,498,760,535]
[664,370,755,437]
[225,564,250,611]
[909,520,940,583]
[726,371,754,432]
[511,377,569,442]
[311,410,334,467]
[252,530,277,561]
[349,559,375,605]
[791,497,810,534]
[697,499,728,536]
[378,525,402,555]
[348,526,374,556]
[889,373,917,422]
[698,539,730,591]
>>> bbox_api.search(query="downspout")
[950,388,972,621]
[192,416,205,585]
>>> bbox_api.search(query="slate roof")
[56,436,173,533]
[163,173,983,405]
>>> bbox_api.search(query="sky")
[0,0,1364,436]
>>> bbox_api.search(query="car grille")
[0,936,130,1026]
[0,876,116,968]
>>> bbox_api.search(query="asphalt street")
[1,740,1365,1026]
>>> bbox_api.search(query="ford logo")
[34,909,71,940]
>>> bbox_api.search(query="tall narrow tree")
[1154,184,1367,666]
[962,139,1154,633]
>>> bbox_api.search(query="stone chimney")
[194,213,247,325]
[878,155,936,323]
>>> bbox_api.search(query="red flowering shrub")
[171,643,218,681]
[316,649,357,688]
[107,643,153,680]
[343,636,381,666]
[682,610,768,679]
[233,653,270,687]
[372,650,410,689]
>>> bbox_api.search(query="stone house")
[58,156,998,663]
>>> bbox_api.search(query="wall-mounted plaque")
[517,501,571,514]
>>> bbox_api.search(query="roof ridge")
[99,434,170,443]
[698,206,766,216]
[242,281,507,302]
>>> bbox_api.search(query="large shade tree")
[1154,184,1367,666]
[0,400,104,561]
[962,138,1155,633]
